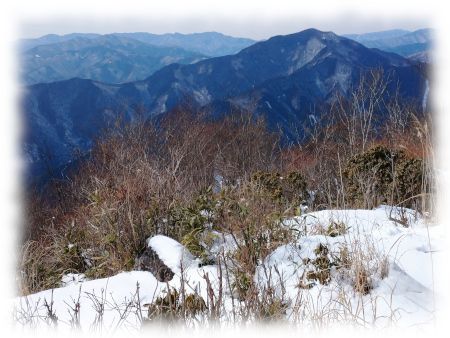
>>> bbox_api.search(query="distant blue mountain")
[19,33,101,51]
[114,31,256,57]
[20,32,256,85]
[22,28,428,182]
[344,29,410,42]
[344,28,432,62]
[20,32,256,56]
[21,34,206,85]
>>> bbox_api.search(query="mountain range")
[20,31,256,56]
[22,35,206,85]
[20,32,256,85]
[22,28,429,182]
[344,28,432,62]
[112,32,256,57]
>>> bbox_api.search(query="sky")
[12,0,432,40]
[19,15,429,40]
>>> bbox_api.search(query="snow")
[60,273,87,287]
[14,236,222,333]
[257,206,441,327]
[147,235,196,273]
[308,114,317,124]
[192,87,212,105]
[282,206,444,289]
[209,231,238,256]
[213,173,224,193]
[422,79,430,112]
[14,271,162,332]
[13,206,442,331]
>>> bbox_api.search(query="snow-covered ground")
[258,206,443,327]
[12,206,443,332]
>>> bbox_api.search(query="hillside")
[21,35,206,85]
[22,28,428,181]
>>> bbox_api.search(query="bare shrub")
[215,182,295,282]
[21,109,284,294]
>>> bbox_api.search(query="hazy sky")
[13,0,432,40]
[19,15,429,40]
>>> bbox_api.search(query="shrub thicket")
[343,145,423,209]
[20,73,434,296]
[20,111,288,294]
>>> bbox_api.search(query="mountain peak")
[238,28,351,68]
[260,28,342,49]
[286,28,338,40]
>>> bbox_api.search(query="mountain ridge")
[20,31,256,56]
[21,34,207,85]
[22,28,428,182]
[344,28,432,60]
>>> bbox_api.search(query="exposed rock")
[134,246,175,282]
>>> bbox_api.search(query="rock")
[134,246,175,282]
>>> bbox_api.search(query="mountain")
[21,35,206,85]
[19,33,101,51]
[348,29,431,48]
[114,32,256,57]
[344,29,432,61]
[22,28,428,181]
[20,32,255,56]
[344,29,410,42]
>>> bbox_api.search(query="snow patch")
[147,235,196,273]
[15,207,440,330]
[422,79,429,112]
[61,273,87,287]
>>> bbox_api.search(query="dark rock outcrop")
[134,246,175,282]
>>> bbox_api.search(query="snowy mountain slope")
[13,206,442,331]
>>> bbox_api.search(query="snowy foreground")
[13,206,444,332]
